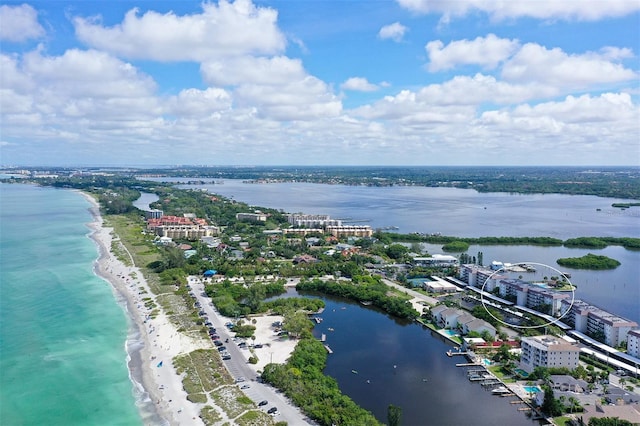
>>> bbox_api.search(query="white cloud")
[378,22,408,42]
[341,77,379,92]
[201,56,306,86]
[22,49,157,98]
[426,34,519,71]
[502,43,637,88]
[167,88,232,117]
[73,0,286,61]
[234,76,342,121]
[0,4,45,42]
[396,0,640,21]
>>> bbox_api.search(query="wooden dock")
[456,363,478,367]
[446,350,470,357]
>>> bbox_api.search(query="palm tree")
[568,396,580,414]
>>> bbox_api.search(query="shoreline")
[81,191,207,425]
[79,191,303,425]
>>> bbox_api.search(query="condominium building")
[499,279,570,316]
[147,215,213,240]
[560,299,638,347]
[413,254,459,267]
[287,214,342,228]
[236,212,267,222]
[282,228,324,236]
[458,264,503,291]
[519,335,580,373]
[325,225,373,238]
[627,329,640,358]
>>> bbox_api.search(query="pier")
[446,350,470,357]
[324,345,333,354]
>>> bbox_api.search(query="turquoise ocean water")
[0,183,142,426]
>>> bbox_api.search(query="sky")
[0,0,639,167]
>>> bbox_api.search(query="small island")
[556,253,621,270]
[441,240,470,252]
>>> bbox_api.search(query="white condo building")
[520,335,580,373]
[627,329,640,358]
[560,299,638,347]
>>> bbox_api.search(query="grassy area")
[488,365,517,384]
[553,416,571,426]
[199,405,223,426]
[211,386,258,419]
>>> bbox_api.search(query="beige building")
[325,225,373,238]
[519,335,580,373]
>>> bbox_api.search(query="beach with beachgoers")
[84,192,304,425]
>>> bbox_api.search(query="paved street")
[187,277,314,425]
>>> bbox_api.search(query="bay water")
[0,183,142,426]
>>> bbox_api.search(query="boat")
[351,369,358,374]
[491,386,511,395]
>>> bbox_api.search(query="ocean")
[0,183,142,426]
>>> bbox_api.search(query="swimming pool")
[482,358,492,366]
[523,386,541,393]
[443,329,458,337]
[514,368,529,378]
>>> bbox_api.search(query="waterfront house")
[549,375,588,393]
[430,305,448,325]
[462,319,497,338]
[440,308,466,329]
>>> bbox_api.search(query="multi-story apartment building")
[282,228,324,236]
[325,225,373,238]
[560,299,638,347]
[145,209,164,219]
[519,335,580,373]
[236,212,267,222]
[287,214,342,228]
[458,264,505,291]
[413,254,459,267]
[627,329,640,358]
[498,279,569,316]
[147,215,214,240]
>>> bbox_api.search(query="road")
[187,277,314,425]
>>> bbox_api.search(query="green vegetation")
[298,276,419,320]
[261,338,381,425]
[441,240,470,252]
[612,202,640,208]
[556,253,621,270]
[18,170,639,424]
[588,418,634,426]
[563,237,608,249]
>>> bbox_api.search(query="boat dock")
[324,345,333,354]
[446,350,470,357]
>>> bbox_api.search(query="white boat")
[491,386,511,395]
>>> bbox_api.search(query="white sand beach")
[81,192,301,425]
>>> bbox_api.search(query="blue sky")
[0,0,638,166]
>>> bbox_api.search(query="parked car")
[217,346,227,352]
[267,407,278,415]
[222,355,231,360]
[235,377,245,383]
[214,340,223,346]
[258,400,268,407]
[240,384,250,389]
